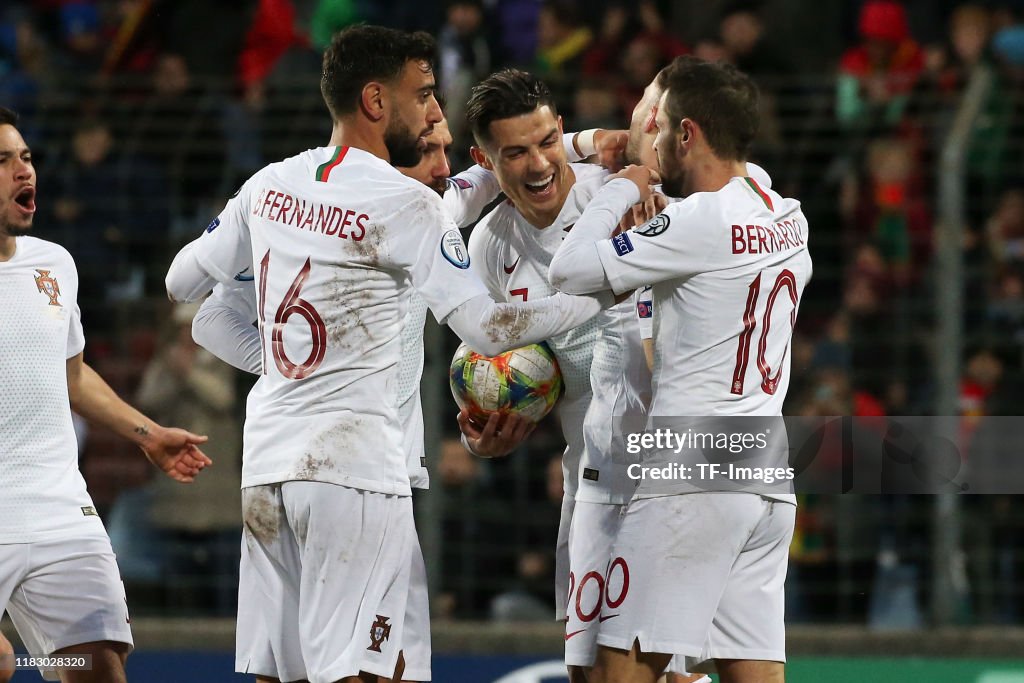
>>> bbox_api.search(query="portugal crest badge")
[34,269,61,306]
[367,615,391,653]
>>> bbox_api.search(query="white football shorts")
[0,533,134,681]
[555,492,575,620]
[596,493,795,672]
[239,481,414,683]
[236,506,431,682]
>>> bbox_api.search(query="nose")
[13,157,33,180]
[433,155,451,181]
[426,94,443,125]
[527,148,549,173]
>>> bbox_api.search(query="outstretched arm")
[444,289,613,357]
[66,353,212,482]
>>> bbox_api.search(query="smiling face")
[472,105,571,228]
[397,118,453,196]
[384,58,444,168]
[0,124,36,240]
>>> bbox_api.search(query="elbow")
[548,258,585,295]
[547,256,569,292]
[191,309,212,349]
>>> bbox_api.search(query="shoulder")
[20,236,76,267]
[568,163,609,200]
[469,202,516,249]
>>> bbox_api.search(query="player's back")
[235,146,456,496]
[648,177,811,417]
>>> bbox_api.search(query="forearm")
[549,178,640,294]
[192,302,262,374]
[446,290,612,356]
[72,363,165,448]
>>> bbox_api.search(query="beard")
[385,117,425,169]
[1,215,32,238]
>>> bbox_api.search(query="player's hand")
[616,191,669,234]
[610,165,659,203]
[594,130,628,172]
[140,426,212,482]
[458,409,535,458]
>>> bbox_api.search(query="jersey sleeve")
[443,165,502,228]
[65,253,85,358]
[594,197,716,293]
[635,286,654,340]
[386,185,489,323]
[192,282,262,374]
[191,179,257,284]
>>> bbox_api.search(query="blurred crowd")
[6,0,1024,622]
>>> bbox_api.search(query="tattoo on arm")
[134,425,150,437]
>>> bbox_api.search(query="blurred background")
[4,0,1024,680]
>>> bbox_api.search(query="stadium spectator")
[45,117,170,336]
[438,0,492,169]
[922,4,993,96]
[0,103,211,683]
[108,302,242,615]
[836,0,925,130]
[310,0,363,50]
[120,53,229,230]
[534,0,593,116]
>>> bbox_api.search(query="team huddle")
[0,21,810,683]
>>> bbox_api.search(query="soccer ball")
[449,341,563,427]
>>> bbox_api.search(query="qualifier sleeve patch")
[612,232,634,256]
[440,229,471,269]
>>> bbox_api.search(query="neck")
[0,233,15,262]
[328,118,390,162]
[520,166,576,229]
[686,156,749,195]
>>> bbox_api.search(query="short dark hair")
[321,24,437,119]
[465,69,557,147]
[660,56,758,161]
[0,106,18,128]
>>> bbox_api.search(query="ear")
[359,81,386,122]
[557,114,564,134]
[470,145,493,171]
[679,118,696,149]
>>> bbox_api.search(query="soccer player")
[549,56,811,683]
[195,113,614,683]
[164,26,613,683]
[0,632,12,683]
[463,69,631,642]
[0,106,211,683]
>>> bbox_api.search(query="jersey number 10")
[258,250,328,379]
[731,269,798,396]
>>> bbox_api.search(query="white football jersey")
[193,161,504,491]
[469,163,632,497]
[0,237,102,542]
[557,175,811,502]
[190,145,489,495]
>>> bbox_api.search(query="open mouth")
[14,187,35,214]
[524,173,555,197]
